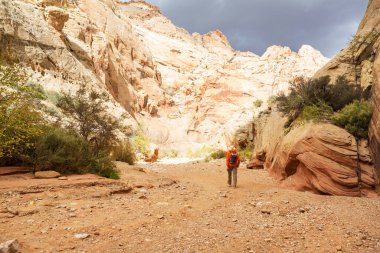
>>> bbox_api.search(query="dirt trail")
[0,160,380,253]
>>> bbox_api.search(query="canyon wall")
[315,0,380,180]
[0,0,328,155]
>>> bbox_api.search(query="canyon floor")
[0,160,380,253]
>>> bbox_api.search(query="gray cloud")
[142,0,367,57]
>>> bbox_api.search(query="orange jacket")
[226,150,240,167]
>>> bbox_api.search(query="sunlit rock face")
[0,0,328,155]
[119,1,328,153]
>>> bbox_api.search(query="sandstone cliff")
[248,110,377,197]
[119,1,329,153]
[315,0,380,177]
[0,0,328,155]
[0,0,163,120]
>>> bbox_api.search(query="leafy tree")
[56,85,122,153]
[0,65,45,164]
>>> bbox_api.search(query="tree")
[56,85,122,153]
[0,65,45,165]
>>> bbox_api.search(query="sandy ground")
[0,160,380,253]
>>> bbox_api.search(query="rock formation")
[269,124,376,197]
[119,1,329,153]
[249,109,377,197]
[0,0,163,120]
[0,0,328,155]
[315,0,380,178]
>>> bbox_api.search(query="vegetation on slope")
[275,75,373,139]
[0,65,137,178]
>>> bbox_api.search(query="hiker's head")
[229,146,236,151]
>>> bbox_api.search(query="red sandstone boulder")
[247,150,266,169]
[268,124,377,197]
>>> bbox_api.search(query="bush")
[56,85,121,152]
[112,141,136,165]
[326,76,363,111]
[276,75,368,127]
[295,102,333,124]
[238,146,253,162]
[210,149,226,159]
[333,100,373,139]
[0,65,121,179]
[254,99,263,108]
[132,134,150,157]
[0,65,46,164]
[33,128,119,178]
[267,96,276,107]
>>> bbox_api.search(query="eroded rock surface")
[119,1,328,152]
[0,0,328,154]
[315,0,380,177]
[268,124,376,197]
[249,109,377,196]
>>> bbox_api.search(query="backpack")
[229,152,238,165]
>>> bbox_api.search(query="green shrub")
[210,149,226,159]
[295,102,333,124]
[56,85,121,152]
[33,128,119,178]
[267,96,276,107]
[238,146,253,162]
[112,141,136,165]
[132,134,150,156]
[0,65,120,178]
[254,99,263,108]
[326,76,363,111]
[276,75,368,127]
[333,100,373,139]
[0,65,46,164]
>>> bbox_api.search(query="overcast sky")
[137,0,367,58]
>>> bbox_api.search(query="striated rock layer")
[269,124,376,197]
[315,0,380,179]
[249,110,377,197]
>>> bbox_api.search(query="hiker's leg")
[227,167,232,186]
[232,167,237,187]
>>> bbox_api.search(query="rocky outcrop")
[120,1,329,153]
[0,0,329,156]
[249,109,377,197]
[315,0,380,178]
[268,124,376,197]
[44,6,69,31]
[0,0,163,120]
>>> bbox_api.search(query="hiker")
[226,146,240,188]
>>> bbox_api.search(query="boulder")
[247,150,266,169]
[246,158,264,170]
[34,171,61,179]
[268,124,377,197]
[0,239,20,253]
[144,148,159,163]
